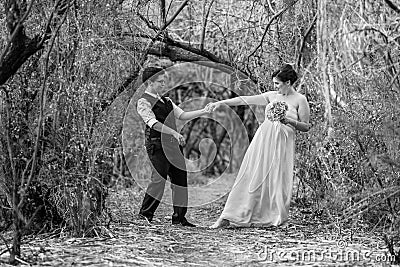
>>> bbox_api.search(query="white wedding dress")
[212,102,298,227]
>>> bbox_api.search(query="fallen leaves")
[0,186,395,266]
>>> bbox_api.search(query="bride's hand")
[204,103,213,113]
[205,103,220,112]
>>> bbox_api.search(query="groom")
[136,67,209,227]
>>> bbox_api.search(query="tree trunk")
[317,0,333,137]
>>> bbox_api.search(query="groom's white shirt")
[137,91,184,128]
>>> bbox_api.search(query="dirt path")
[0,175,396,266]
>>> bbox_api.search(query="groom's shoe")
[172,217,196,227]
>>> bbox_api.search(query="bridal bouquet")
[265,101,288,122]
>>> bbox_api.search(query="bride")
[207,64,310,228]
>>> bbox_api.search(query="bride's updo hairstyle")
[272,64,298,85]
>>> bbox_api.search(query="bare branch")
[384,0,400,13]
[162,0,190,32]
[22,205,44,233]
[0,234,11,257]
[146,42,209,61]
[130,30,250,79]
[3,92,17,204]
[266,0,276,13]
[18,4,69,210]
[160,0,166,26]
[137,0,190,55]
[38,0,63,47]
[136,12,158,32]
[246,0,300,61]
[103,1,191,111]
[0,0,74,86]
[200,0,215,51]
[0,0,36,64]
[296,13,317,69]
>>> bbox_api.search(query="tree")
[1,0,398,264]
[1,0,73,263]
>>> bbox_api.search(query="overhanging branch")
[100,1,190,112]
[384,0,400,13]
[0,0,74,86]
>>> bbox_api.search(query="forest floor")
[0,175,397,266]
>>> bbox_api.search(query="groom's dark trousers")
[139,93,188,222]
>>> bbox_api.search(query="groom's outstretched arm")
[169,100,209,121]
[178,108,209,120]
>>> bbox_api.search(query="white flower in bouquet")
[265,101,288,122]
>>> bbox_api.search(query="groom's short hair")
[142,67,164,83]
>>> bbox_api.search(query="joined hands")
[172,103,220,146]
[172,132,186,146]
[204,102,220,113]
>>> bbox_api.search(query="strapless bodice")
[264,102,298,121]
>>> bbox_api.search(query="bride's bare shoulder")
[294,92,307,100]
[294,92,309,109]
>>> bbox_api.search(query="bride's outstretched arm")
[210,93,270,110]
[178,107,209,120]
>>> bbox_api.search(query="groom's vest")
[141,93,178,145]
